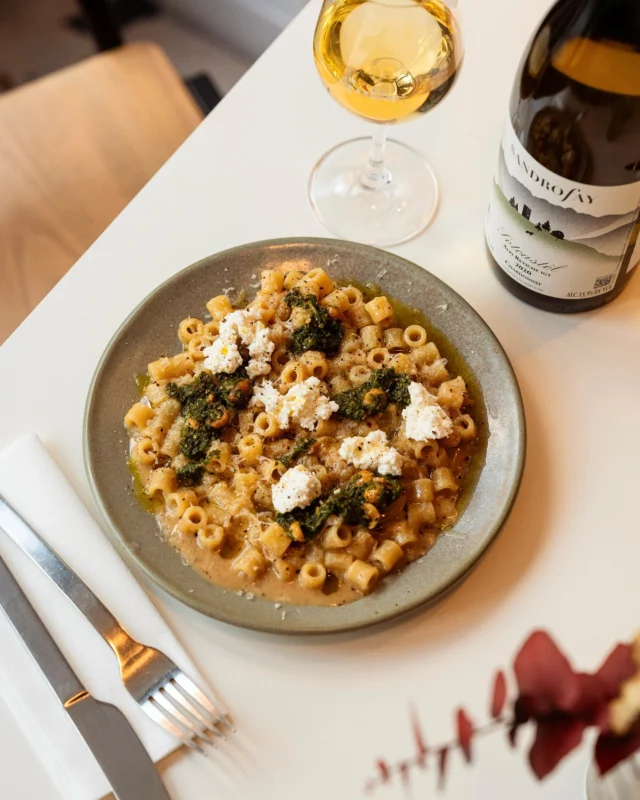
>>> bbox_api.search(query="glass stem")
[361,125,391,190]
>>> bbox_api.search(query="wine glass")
[310,0,463,246]
[586,754,640,800]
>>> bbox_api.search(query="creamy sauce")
[127,275,484,606]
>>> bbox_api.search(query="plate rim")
[83,237,526,634]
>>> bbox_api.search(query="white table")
[2,0,638,797]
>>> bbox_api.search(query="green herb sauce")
[276,471,402,540]
[176,462,205,487]
[279,437,316,469]
[285,289,344,356]
[333,368,411,420]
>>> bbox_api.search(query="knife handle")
[0,553,85,703]
[0,495,132,659]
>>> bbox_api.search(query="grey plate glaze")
[84,238,525,635]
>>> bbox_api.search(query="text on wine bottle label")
[486,120,640,300]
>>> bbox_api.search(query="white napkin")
[0,434,219,800]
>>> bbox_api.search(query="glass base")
[309,137,439,247]
[586,755,640,800]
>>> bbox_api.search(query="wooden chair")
[0,42,203,344]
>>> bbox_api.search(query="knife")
[0,553,172,800]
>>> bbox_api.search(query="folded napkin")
[0,434,217,800]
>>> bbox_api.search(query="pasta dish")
[125,267,477,605]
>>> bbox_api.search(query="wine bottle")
[485,0,640,312]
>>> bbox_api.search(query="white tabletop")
[2,0,638,797]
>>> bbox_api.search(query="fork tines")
[143,671,233,753]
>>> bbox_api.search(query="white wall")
[162,0,309,61]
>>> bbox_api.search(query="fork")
[0,494,232,754]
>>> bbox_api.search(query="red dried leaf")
[399,761,411,795]
[437,746,448,790]
[595,732,640,776]
[491,671,508,718]
[571,672,612,721]
[508,722,519,748]
[457,708,474,763]
[528,718,587,779]
[410,708,428,768]
[514,631,580,713]
[595,645,635,701]
[376,760,390,784]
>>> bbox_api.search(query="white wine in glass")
[310,0,463,246]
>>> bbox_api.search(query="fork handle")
[0,494,133,657]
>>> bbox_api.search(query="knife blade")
[0,552,172,800]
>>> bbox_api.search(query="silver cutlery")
[0,552,173,800]
[0,493,232,753]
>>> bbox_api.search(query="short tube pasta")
[407,502,436,530]
[342,286,362,306]
[304,268,334,297]
[166,490,198,519]
[384,328,406,351]
[413,440,439,464]
[261,269,285,293]
[387,353,412,374]
[206,295,233,321]
[435,496,458,521]
[349,531,376,560]
[324,552,354,574]
[187,335,212,361]
[371,540,403,572]
[428,359,450,385]
[238,434,263,465]
[349,365,370,386]
[145,382,166,406]
[432,467,459,494]
[254,412,279,438]
[232,546,267,579]
[347,301,373,329]
[124,403,155,429]
[412,342,440,366]
[178,318,204,344]
[207,442,232,474]
[366,348,389,368]
[391,521,420,547]
[283,269,305,290]
[409,478,434,504]
[454,414,476,441]
[403,325,427,348]
[299,563,327,589]
[259,523,291,558]
[280,361,307,386]
[346,560,379,593]
[438,376,467,411]
[147,354,194,381]
[323,523,353,549]
[341,330,361,353]
[132,438,156,466]
[146,467,177,497]
[365,296,394,324]
[197,525,225,551]
[322,288,350,314]
[125,268,477,608]
[260,459,286,483]
[178,505,207,535]
[299,351,328,380]
[360,324,384,351]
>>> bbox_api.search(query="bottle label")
[486,119,640,300]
